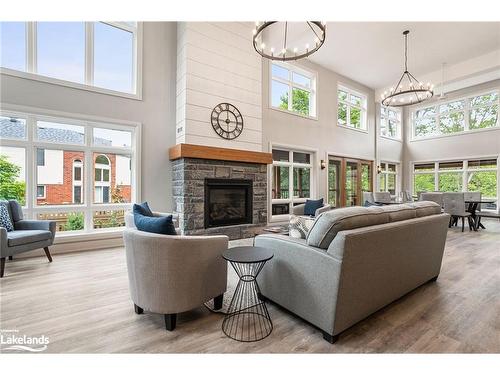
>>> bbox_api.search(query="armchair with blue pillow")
[292,198,331,217]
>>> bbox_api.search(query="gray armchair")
[293,202,331,217]
[0,200,56,278]
[123,212,228,331]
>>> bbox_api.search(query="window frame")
[269,145,315,222]
[379,106,402,141]
[410,89,499,141]
[36,185,46,199]
[378,162,399,195]
[0,104,142,238]
[0,22,143,100]
[269,61,317,119]
[337,84,368,133]
[411,157,499,211]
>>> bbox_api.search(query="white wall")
[37,149,63,184]
[262,58,379,201]
[176,22,262,151]
[0,22,177,212]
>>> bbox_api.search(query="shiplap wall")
[176,22,263,151]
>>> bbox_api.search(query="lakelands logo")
[0,329,49,352]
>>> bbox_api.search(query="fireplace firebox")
[205,179,253,228]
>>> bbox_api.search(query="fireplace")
[205,179,253,228]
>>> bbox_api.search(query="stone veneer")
[172,158,268,239]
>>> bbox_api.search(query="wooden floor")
[1,219,499,353]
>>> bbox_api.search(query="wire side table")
[222,246,274,342]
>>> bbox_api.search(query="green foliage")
[279,89,310,116]
[438,173,463,192]
[338,104,361,128]
[111,186,125,203]
[65,212,84,231]
[0,154,26,205]
[468,171,497,198]
[414,174,435,193]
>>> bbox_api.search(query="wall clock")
[210,103,244,140]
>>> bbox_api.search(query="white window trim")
[269,143,316,222]
[0,21,143,100]
[380,106,402,141]
[411,157,499,211]
[0,103,142,238]
[269,60,318,120]
[378,162,399,195]
[337,84,368,133]
[410,88,499,141]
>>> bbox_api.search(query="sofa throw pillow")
[133,202,154,217]
[0,204,14,232]
[289,215,315,239]
[134,212,176,235]
[363,201,381,207]
[304,198,323,216]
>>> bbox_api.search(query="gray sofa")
[254,201,449,343]
[123,212,228,330]
[1,200,56,278]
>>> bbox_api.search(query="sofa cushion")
[306,206,390,249]
[134,213,176,235]
[133,202,154,217]
[407,201,442,217]
[7,230,52,247]
[289,215,315,239]
[380,204,417,222]
[8,200,23,222]
[304,198,323,216]
[0,203,14,232]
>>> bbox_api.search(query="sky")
[0,22,134,93]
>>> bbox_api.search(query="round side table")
[222,246,274,342]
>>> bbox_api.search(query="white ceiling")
[308,22,500,90]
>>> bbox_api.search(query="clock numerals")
[210,103,244,140]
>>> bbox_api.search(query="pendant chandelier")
[252,22,326,61]
[381,30,433,107]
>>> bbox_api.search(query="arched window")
[94,154,111,203]
[73,159,83,204]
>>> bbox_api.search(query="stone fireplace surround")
[169,144,272,240]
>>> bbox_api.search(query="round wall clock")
[210,103,244,140]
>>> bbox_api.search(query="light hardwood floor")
[1,219,499,353]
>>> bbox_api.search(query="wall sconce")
[320,159,326,170]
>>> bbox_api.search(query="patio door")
[328,155,373,207]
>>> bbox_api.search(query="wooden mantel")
[169,143,273,165]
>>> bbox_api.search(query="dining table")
[465,199,495,230]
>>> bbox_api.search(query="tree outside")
[280,89,310,116]
[0,154,26,205]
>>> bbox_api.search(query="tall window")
[378,163,398,195]
[0,108,140,234]
[0,22,140,96]
[412,90,499,139]
[271,148,313,219]
[413,159,498,211]
[338,86,367,131]
[380,106,401,139]
[270,62,316,117]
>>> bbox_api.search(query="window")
[0,22,26,71]
[270,62,316,117]
[0,107,140,235]
[338,86,367,131]
[378,163,398,195]
[37,185,46,199]
[412,90,499,139]
[271,148,313,219]
[412,159,498,210]
[0,22,140,96]
[380,107,401,139]
[0,115,26,140]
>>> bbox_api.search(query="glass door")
[328,157,341,208]
[345,160,359,206]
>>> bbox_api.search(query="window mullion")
[27,22,36,73]
[85,22,94,86]
[84,126,93,232]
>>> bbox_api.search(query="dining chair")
[362,192,375,206]
[464,192,482,211]
[442,192,473,232]
[373,192,391,204]
[400,190,413,203]
[420,192,444,208]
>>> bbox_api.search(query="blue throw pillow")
[134,213,176,235]
[363,201,382,207]
[0,203,14,232]
[304,198,324,216]
[133,202,153,217]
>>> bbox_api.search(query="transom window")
[380,107,401,139]
[271,148,313,219]
[270,62,317,118]
[0,108,140,235]
[0,22,140,96]
[413,159,498,211]
[338,86,367,131]
[412,90,499,139]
